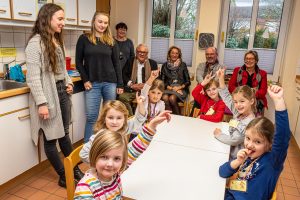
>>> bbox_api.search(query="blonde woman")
[76,12,124,142]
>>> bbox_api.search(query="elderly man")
[190,47,225,116]
[196,47,225,83]
[118,44,158,116]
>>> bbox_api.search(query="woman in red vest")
[228,50,268,115]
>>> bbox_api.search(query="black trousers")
[43,81,73,177]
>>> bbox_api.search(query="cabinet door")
[0,0,11,19]
[78,0,96,26]
[0,108,38,184]
[11,0,36,21]
[11,0,51,21]
[53,0,77,25]
[72,92,86,143]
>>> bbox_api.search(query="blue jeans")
[84,82,117,142]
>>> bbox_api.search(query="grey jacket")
[215,87,255,159]
[196,62,225,83]
[26,34,72,145]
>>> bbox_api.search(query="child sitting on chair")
[138,70,165,122]
[191,72,225,122]
[74,111,171,199]
[219,84,290,199]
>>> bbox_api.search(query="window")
[149,0,199,66]
[219,0,291,81]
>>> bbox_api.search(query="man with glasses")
[118,44,158,116]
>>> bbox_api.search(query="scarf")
[130,58,151,83]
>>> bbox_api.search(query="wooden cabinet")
[0,94,38,185]
[72,91,86,143]
[78,0,96,26]
[53,0,78,25]
[0,0,11,19]
[11,0,51,21]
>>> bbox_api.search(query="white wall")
[110,0,146,48]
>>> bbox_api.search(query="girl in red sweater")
[192,73,225,122]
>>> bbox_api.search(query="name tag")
[229,180,247,192]
[229,119,239,128]
[205,107,215,115]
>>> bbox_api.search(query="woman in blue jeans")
[76,12,124,142]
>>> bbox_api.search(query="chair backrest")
[270,190,276,200]
[64,144,83,200]
[192,108,200,118]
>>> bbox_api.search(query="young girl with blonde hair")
[214,68,256,159]
[75,111,171,199]
[80,93,147,163]
[219,85,290,199]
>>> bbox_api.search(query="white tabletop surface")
[122,140,229,200]
[154,114,230,154]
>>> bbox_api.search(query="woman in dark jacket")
[160,46,191,115]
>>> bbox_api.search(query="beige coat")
[25,34,72,145]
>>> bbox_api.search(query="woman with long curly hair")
[76,12,124,143]
[25,3,84,188]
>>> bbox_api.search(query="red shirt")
[228,66,268,108]
[192,84,225,122]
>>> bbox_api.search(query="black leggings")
[43,81,73,177]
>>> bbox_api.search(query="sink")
[0,80,27,91]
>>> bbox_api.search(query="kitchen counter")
[0,77,82,99]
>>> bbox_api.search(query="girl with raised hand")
[191,72,225,122]
[74,111,172,199]
[219,85,290,199]
[214,68,256,159]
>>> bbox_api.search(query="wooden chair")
[192,108,200,118]
[64,144,84,200]
[271,190,276,200]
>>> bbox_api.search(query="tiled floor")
[0,138,300,200]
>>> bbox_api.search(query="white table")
[122,115,230,200]
[155,114,230,154]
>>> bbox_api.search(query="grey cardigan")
[26,34,73,145]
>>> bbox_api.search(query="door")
[219,0,292,81]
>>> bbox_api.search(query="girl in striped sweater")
[74,111,171,199]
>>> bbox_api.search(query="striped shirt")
[74,125,155,199]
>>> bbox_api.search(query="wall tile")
[13,32,26,48]
[1,32,14,47]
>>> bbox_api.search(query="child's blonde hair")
[150,79,164,93]
[88,12,114,46]
[89,130,128,172]
[246,117,274,145]
[232,85,257,113]
[94,100,129,134]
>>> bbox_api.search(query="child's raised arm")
[268,85,286,111]
[135,92,146,117]
[145,70,159,86]
[216,68,226,89]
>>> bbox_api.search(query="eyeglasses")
[137,51,148,55]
